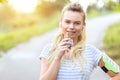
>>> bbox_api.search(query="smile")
[67,31,76,33]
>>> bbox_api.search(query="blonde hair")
[61,3,86,25]
[48,3,87,66]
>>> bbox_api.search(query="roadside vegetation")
[103,21,120,66]
[0,0,120,52]
[86,8,114,19]
[0,12,59,51]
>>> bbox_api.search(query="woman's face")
[60,11,85,39]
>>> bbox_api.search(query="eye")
[65,20,70,24]
[74,22,81,25]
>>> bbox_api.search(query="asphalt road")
[0,13,120,80]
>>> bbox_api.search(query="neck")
[72,37,78,46]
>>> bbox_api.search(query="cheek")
[61,23,68,29]
[76,28,81,32]
[76,28,82,35]
[60,23,67,32]
[60,26,66,34]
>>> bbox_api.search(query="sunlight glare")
[97,0,104,8]
[112,0,118,2]
[8,0,38,13]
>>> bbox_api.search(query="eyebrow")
[74,21,81,22]
[64,19,81,22]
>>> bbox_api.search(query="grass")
[0,12,59,52]
[103,21,120,66]
[0,32,4,36]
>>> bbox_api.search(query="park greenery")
[103,21,120,65]
[0,0,120,52]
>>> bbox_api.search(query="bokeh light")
[8,0,38,13]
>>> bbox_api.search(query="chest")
[57,57,95,80]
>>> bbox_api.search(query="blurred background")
[0,0,120,80]
[0,0,120,64]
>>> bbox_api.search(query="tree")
[0,0,7,3]
[35,0,69,17]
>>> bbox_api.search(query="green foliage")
[86,8,113,19]
[86,0,120,19]
[0,12,59,52]
[35,0,69,17]
[114,4,120,12]
[86,8,100,19]
[86,3,117,19]
[0,4,16,32]
[103,21,120,48]
[103,21,120,65]
[107,0,120,12]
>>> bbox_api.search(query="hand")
[110,73,120,80]
[55,38,73,60]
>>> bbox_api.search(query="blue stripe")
[40,44,103,80]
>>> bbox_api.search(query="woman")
[39,3,120,80]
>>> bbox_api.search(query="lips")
[67,31,76,34]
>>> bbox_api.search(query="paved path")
[0,13,120,80]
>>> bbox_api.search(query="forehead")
[62,11,83,21]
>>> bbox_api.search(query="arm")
[40,38,71,80]
[40,57,61,80]
[98,58,120,80]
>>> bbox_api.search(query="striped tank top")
[40,44,103,80]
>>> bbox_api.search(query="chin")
[64,34,77,39]
[67,36,75,39]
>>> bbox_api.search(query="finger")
[61,38,71,42]
[60,46,70,52]
[61,38,73,46]
[59,42,71,46]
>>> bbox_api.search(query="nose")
[69,23,74,29]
